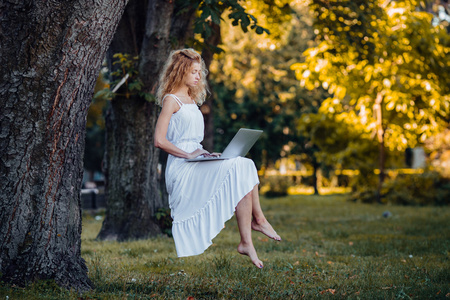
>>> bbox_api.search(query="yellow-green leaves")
[295,0,450,153]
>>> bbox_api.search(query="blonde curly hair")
[156,48,208,106]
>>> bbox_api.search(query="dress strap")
[162,94,183,108]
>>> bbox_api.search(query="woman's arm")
[154,96,209,159]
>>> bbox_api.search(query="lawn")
[1,194,449,299]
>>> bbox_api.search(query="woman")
[154,48,280,268]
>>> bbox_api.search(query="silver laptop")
[186,128,263,162]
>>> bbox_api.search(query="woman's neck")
[173,86,190,98]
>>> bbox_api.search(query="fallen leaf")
[320,289,336,295]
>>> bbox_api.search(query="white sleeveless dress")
[163,94,260,257]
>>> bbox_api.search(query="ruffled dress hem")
[171,157,260,257]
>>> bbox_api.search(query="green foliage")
[212,82,306,167]
[211,1,324,167]
[298,112,377,168]
[382,171,450,206]
[94,53,154,102]
[352,170,450,205]
[425,129,450,178]
[291,0,450,198]
[155,208,173,237]
[93,87,114,101]
[297,110,409,187]
[260,175,292,198]
[191,0,270,37]
[293,0,450,153]
[179,0,272,53]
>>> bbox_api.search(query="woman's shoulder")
[162,93,176,102]
[160,95,183,115]
[163,94,183,106]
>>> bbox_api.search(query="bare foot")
[251,219,281,241]
[237,242,264,268]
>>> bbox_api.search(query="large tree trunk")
[98,0,196,240]
[100,96,162,240]
[0,0,127,291]
[201,22,222,152]
[158,3,197,206]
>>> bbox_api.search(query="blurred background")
[82,0,450,209]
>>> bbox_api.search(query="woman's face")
[184,62,201,88]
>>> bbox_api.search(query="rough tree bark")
[201,22,222,152]
[0,0,127,291]
[97,0,197,241]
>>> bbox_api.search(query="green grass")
[1,194,449,299]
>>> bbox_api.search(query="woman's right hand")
[187,148,210,159]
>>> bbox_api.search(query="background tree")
[211,0,311,166]
[97,0,268,241]
[96,0,192,241]
[293,0,450,201]
[0,0,127,291]
[210,0,332,194]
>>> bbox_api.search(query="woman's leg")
[250,185,281,241]
[235,190,264,268]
